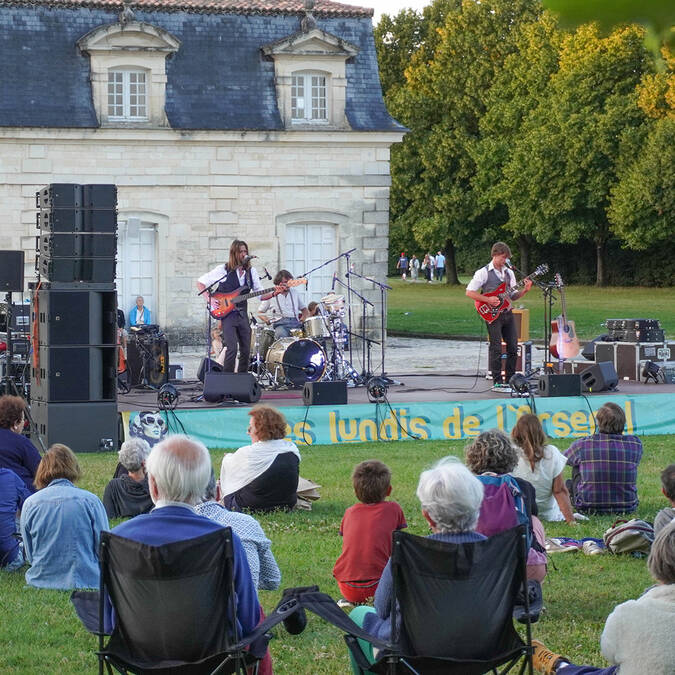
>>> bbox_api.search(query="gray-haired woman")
[102,438,153,518]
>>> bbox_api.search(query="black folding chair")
[345,525,535,675]
[72,527,272,675]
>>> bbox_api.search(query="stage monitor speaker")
[32,400,118,453]
[303,381,348,406]
[538,373,581,397]
[203,372,261,404]
[197,357,223,383]
[581,361,618,392]
[0,250,25,292]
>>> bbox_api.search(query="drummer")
[258,270,309,339]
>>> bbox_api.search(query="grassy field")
[1,436,671,674]
[386,278,675,342]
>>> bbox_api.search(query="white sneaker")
[337,598,354,609]
[582,541,605,556]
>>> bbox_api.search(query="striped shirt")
[565,434,643,513]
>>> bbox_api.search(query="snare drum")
[303,315,331,338]
[250,326,275,359]
[266,337,326,387]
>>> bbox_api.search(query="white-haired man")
[111,435,260,637]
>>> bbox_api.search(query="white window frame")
[291,71,328,124]
[107,69,148,121]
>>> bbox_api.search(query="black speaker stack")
[30,184,119,453]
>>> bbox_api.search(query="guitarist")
[258,270,309,338]
[466,242,532,389]
[197,239,273,373]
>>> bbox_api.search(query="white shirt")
[466,261,517,293]
[258,288,307,320]
[511,444,568,521]
[198,263,263,293]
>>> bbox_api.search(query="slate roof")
[0,0,403,131]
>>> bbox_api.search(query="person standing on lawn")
[396,252,408,280]
[465,242,532,389]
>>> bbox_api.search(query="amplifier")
[39,256,116,284]
[39,232,117,258]
[608,328,665,342]
[606,318,661,331]
[36,184,117,210]
[538,373,582,397]
[616,342,674,381]
[37,208,117,234]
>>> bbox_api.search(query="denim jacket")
[20,478,109,590]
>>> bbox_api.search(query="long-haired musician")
[197,240,266,373]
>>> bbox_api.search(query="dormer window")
[108,70,148,121]
[291,72,327,123]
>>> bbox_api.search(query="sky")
[361,0,431,25]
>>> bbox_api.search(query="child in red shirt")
[333,460,407,605]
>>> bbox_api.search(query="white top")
[600,583,675,675]
[511,444,568,521]
[258,288,306,319]
[198,263,263,293]
[466,261,517,293]
[435,253,445,267]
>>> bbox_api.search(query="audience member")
[435,250,446,281]
[333,460,407,606]
[0,468,30,571]
[347,457,485,671]
[111,435,260,637]
[565,403,642,514]
[20,444,108,589]
[511,414,576,525]
[421,253,432,282]
[195,471,281,590]
[128,295,151,327]
[220,406,300,512]
[396,252,408,280]
[465,429,548,581]
[409,255,419,281]
[655,464,675,534]
[102,438,153,519]
[533,520,675,675]
[428,252,436,280]
[0,395,42,493]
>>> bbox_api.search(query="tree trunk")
[517,236,530,275]
[595,238,606,286]
[445,237,460,284]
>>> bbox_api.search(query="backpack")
[475,474,531,548]
[603,518,655,555]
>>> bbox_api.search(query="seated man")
[565,402,642,514]
[111,435,260,637]
[0,468,31,571]
[102,438,153,519]
[195,472,281,591]
[128,296,151,327]
[655,463,675,534]
[257,270,308,338]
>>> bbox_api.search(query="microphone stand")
[197,272,228,383]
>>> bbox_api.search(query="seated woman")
[511,414,576,525]
[347,457,485,670]
[0,395,42,494]
[0,468,31,571]
[20,444,109,590]
[465,429,548,581]
[220,405,300,512]
[533,520,675,675]
[102,438,153,519]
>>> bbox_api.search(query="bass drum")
[266,337,326,387]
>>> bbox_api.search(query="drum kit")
[249,292,359,389]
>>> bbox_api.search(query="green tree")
[501,24,651,285]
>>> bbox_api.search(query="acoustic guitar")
[474,264,548,324]
[550,273,580,360]
[207,278,307,319]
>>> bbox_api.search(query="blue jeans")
[273,317,302,339]
[2,541,25,572]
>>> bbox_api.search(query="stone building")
[0,0,404,346]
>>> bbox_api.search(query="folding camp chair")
[71,527,272,675]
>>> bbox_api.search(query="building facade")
[0,0,404,346]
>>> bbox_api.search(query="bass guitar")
[550,273,580,360]
[207,278,307,319]
[474,264,548,324]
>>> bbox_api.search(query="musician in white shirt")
[465,242,532,388]
[258,270,309,338]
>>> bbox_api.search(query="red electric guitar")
[474,264,548,324]
[550,273,580,360]
[207,278,307,319]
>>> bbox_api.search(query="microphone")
[263,267,272,280]
[244,255,258,263]
[504,258,513,269]
[331,272,337,290]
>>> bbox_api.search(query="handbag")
[602,518,654,555]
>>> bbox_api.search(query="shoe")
[532,640,567,674]
[337,598,354,610]
[544,538,579,553]
[582,541,605,556]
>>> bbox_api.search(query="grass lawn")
[386,278,675,342]
[1,436,671,673]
